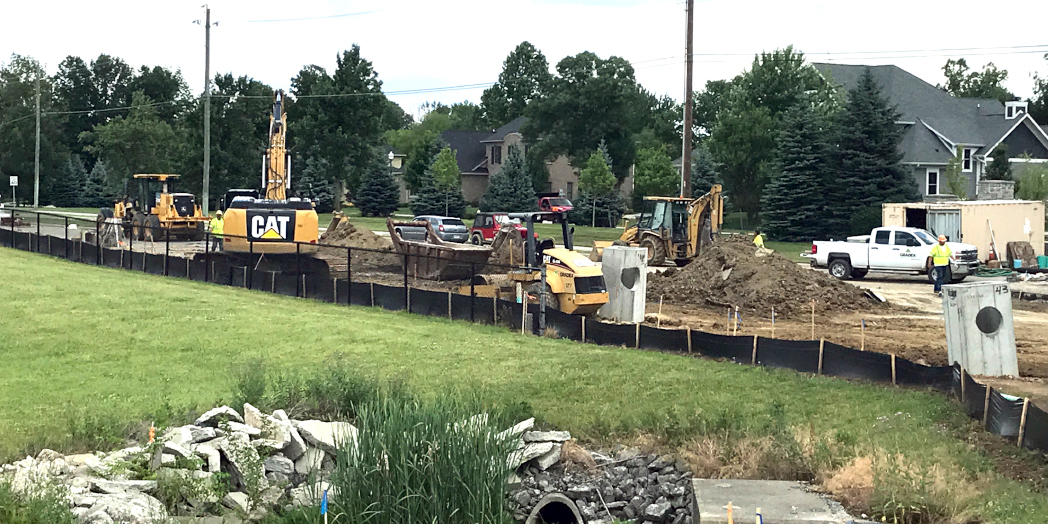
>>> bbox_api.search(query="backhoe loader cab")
[505,211,608,316]
[614,184,723,266]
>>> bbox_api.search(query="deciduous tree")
[577,151,616,227]
[481,42,552,127]
[632,146,678,209]
[938,58,1015,104]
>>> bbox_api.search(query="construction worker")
[753,229,765,249]
[209,210,224,251]
[929,234,952,295]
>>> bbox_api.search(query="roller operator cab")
[99,174,209,241]
[507,211,608,316]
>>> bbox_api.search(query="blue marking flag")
[321,489,328,514]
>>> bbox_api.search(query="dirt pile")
[647,237,883,318]
[318,218,397,270]
[488,226,527,268]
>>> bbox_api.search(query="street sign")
[9,176,17,187]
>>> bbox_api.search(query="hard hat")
[937,234,946,242]
[216,210,223,216]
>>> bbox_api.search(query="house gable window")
[962,148,972,172]
[1005,101,1028,120]
[926,168,939,195]
[491,145,502,165]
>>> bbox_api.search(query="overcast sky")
[3,0,1046,119]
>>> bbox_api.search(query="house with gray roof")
[814,63,1048,200]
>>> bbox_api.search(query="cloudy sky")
[4,0,1046,119]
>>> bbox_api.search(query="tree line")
[3,45,1046,230]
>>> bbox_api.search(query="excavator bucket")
[590,240,614,262]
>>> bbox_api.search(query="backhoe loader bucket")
[590,240,614,262]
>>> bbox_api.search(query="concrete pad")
[692,479,854,524]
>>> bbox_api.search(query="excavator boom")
[264,90,289,201]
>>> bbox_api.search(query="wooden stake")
[960,367,966,401]
[370,282,375,307]
[860,319,865,351]
[333,278,338,303]
[751,335,758,366]
[982,386,992,428]
[581,316,586,343]
[810,299,815,340]
[726,307,731,335]
[1018,398,1030,449]
[635,322,640,348]
[771,308,775,339]
[891,353,897,386]
[493,295,497,323]
[448,291,453,319]
[818,338,825,375]
[687,327,692,353]
[521,296,527,335]
[657,295,664,328]
[733,306,739,336]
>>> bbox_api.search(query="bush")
[0,480,78,524]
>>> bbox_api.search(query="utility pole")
[34,64,41,208]
[680,0,694,198]
[202,5,212,215]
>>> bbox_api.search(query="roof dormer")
[1005,101,1028,120]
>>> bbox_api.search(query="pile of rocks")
[509,446,694,524]
[1,403,356,523]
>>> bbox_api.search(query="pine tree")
[52,155,88,207]
[568,191,628,228]
[85,160,114,208]
[830,67,919,236]
[480,147,537,212]
[354,153,401,217]
[295,156,336,213]
[691,142,722,197]
[409,174,467,217]
[760,103,831,241]
[986,144,1012,181]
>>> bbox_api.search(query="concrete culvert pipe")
[525,493,584,524]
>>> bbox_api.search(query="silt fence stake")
[1018,398,1030,448]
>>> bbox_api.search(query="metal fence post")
[470,263,476,323]
[128,223,133,270]
[204,231,211,282]
[403,254,409,310]
[296,242,302,297]
[64,216,69,259]
[35,211,40,252]
[248,240,254,289]
[10,209,15,249]
[347,247,352,305]
[539,266,547,334]
[164,229,170,276]
[96,217,101,265]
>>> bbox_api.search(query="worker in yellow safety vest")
[209,210,224,251]
[753,230,765,249]
[928,234,952,295]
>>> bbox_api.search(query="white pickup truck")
[808,226,979,283]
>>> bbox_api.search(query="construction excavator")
[219,90,320,271]
[592,184,723,266]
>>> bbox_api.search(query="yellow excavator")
[221,90,319,258]
[592,184,723,266]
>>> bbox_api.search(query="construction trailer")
[882,200,1045,261]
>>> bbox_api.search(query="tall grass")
[0,481,77,524]
[328,394,518,524]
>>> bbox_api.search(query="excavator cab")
[614,184,723,266]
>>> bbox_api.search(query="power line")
[228,10,380,23]
[42,99,184,116]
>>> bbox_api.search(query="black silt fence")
[546,309,582,341]
[586,321,635,347]
[757,337,821,373]
[895,359,953,389]
[312,278,335,304]
[15,232,31,251]
[409,288,451,318]
[986,389,1025,438]
[188,259,208,281]
[820,342,894,382]
[639,325,689,353]
[495,299,524,331]
[349,282,373,307]
[691,331,753,363]
[373,284,405,311]
[168,257,188,279]
[1021,405,1048,452]
[102,248,122,269]
[145,254,165,275]
[962,374,988,421]
[473,296,496,325]
[274,274,298,297]
[450,293,474,322]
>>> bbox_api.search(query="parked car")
[537,193,573,213]
[469,212,528,245]
[807,226,979,283]
[393,215,469,243]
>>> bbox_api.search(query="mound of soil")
[488,226,527,268]
[647,237,883,318]
[318,218,397,269]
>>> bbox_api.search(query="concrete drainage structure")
[525,493,584,524]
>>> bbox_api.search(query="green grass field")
[1,248,1046,522]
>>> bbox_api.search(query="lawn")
[1,248,1046,522]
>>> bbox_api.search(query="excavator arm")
[264,90,290,201]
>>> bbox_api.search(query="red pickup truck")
[469,212,528,245]
[537,193,573,213]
